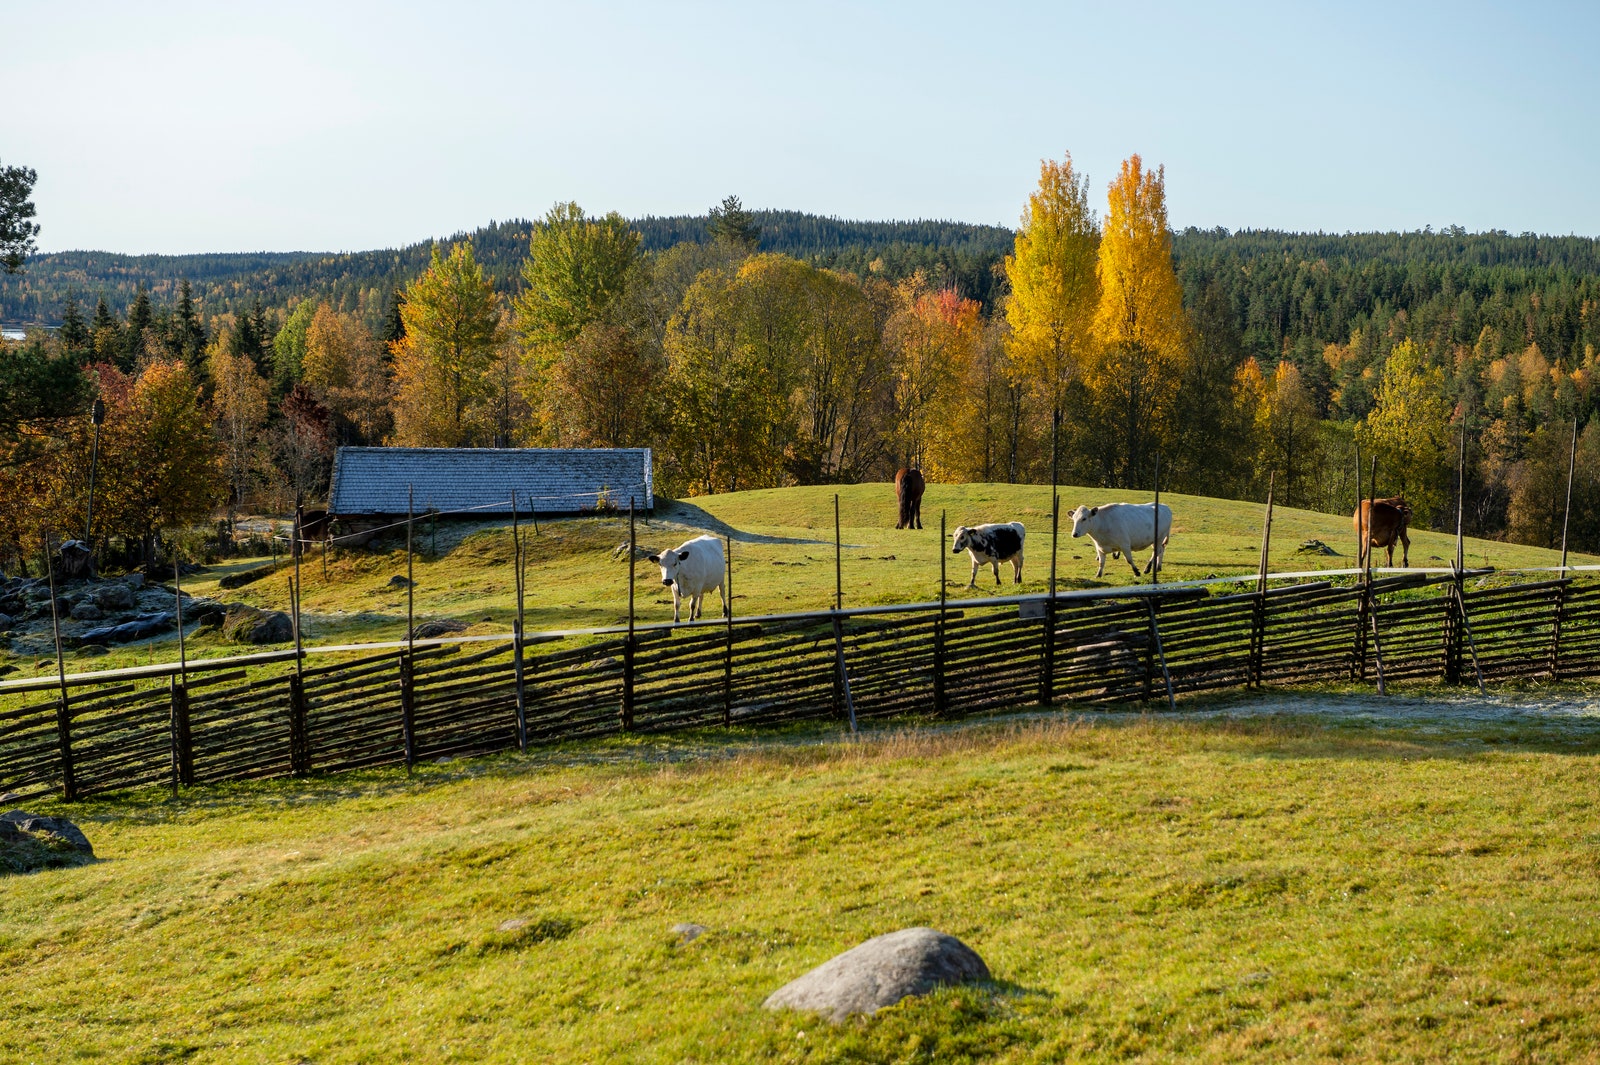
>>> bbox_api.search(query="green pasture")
[3,709,1598,1062]
[4,482,1595,681]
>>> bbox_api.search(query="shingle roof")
[328,447,653,517]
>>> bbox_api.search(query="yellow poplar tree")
[208,335,270,529]
[1004,153,1099,415]
[1087,154,1188,486]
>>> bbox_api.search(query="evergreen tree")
[0,159,39,273]
[380,288,406,348]
[90,294,121,366]
[59,295,89,361]
[123,283,153,368]
[707,195,761,252]
[174,279,207,377]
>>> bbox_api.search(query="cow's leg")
[1128,549,1143,577]
[968,559,979,589]
[1094,548,1106,578]
[1385,543,1395,567]
[1401,531,1410,568]
[992,560,1001,586]
[719,582,728,618]
[914,502,922,530]
[1012,554,1023,584]
[672,586,683,624]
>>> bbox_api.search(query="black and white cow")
[951,522,1025,588]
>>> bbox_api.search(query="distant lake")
[1,327,26,341]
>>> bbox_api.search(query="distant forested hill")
[5,217,1598,377]
[0,212,1015,328]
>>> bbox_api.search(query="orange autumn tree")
[1086,155,1188,487]
[885,275,982,478]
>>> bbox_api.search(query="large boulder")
[0,810,95,874]
[56,540,94,580]
[69,601,103,622]
[763,928,990,1022]
[92,582,136,611]
[221,606,294,645]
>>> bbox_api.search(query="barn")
[327,447,653,519]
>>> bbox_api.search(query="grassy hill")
[5,482,1592,681]
[200,479,1595,639]
[3,710,1597,1061]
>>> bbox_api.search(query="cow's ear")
[646,554,659,564]
[678,550,690,561]
[1089,506,1098,515]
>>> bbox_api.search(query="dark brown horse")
[894,468,925,529]
[1354,497,1413,567]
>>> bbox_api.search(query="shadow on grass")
[655,501,836,547]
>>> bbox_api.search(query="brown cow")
[1354,497,1413,567]
[894,468,925,529]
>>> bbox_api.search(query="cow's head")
[1068,505,1097,538]
[645,548,692,586]
[951,526,973,554]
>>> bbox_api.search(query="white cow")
[1068,502,1172,578]
[951,522,1026,588]
[646,535,727,623]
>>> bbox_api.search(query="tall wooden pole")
[723,532,733,727]
[512,489,527,753]
[935,509,947,717]
[1560,417,1578,574]
[44,532,76,801]
[834,493,842,613]
[1151,451,1161,586]
[623,498,635,732]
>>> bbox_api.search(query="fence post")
[1145,598,1176,711]
[1250,473,1274,688]
[1355,456,1377,681]
[169,554,193,791]
[1151,451,1161,585]
[512,490,527,753]
[1550,417,1578,678]
[723,532,733,727]
[935,510,948,716]
[402,486,416,772]
[169,674,193,789]
[622,498,636,732]
[1040,493,1058,707]
[830,494,857,733]
[1446,423,1466,685]
[43,535,77,802]
[288,670,310,776]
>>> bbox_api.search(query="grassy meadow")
[3,708,1599,1062]
[8,482,1589,682]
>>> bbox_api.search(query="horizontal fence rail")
[2,568,1595,802]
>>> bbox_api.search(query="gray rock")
[763,928,989,1022]
[123,573,145,591]
[221,606,294,645]
[0,613,12,630]
[70,601,103,622]
[0,810,94,855]
[386,575,413,590]
[410,618,468,640]
[79,612,175,645]
[672,922,708,944]
[92,583,136,611]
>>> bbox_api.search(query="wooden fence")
[4,566,1599,803]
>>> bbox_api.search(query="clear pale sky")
[8,0,1598,254]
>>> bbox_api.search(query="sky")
[8,0,1600,254]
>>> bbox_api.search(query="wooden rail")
[2,570,1595,802]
